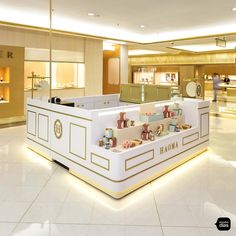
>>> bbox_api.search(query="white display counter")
[26,95,209,198]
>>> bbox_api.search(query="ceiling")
[1,0,236,53]
[128,34,236,54]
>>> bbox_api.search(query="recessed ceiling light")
[87,12,100,17]
[140,25,145,28]
[232,7,236,11]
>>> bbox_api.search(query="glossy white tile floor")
[0,116,236,236]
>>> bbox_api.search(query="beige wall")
[0,25,104,97]
[0,25,84,52]
[85,38,103,95]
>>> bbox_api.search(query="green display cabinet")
[120,84,171,103]
[144,84,171,103]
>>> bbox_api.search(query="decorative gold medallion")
[54,119,62,139]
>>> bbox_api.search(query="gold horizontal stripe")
[27,137,209,183]
[125,149,154,171]
[198,106,209,110]
[27,104,92,121]
[27,110,36,136]
[37,113,49,142]
[200,112,209,138]
[70,148,207,199]
[182,132,199,146]
[91,153,110,171]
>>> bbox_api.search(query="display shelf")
[0,86,10,103]
[112,115,185,146]
[0,66,10,82]
[96,126,196,154]
[0,67,10,103]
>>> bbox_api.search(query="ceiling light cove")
[1,3,236,43]
[0,5,49,28]
[172,42,236,52]
[51,15,144,42]
[106,40,126,45]
[128,50,166,56]
[103,41,115,51]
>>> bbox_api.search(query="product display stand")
[26,95,209,198]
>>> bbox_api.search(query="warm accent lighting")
[232,7,236,11]
[106,40,126,45]
[103,41,115,51]
[87,12,100,17]
[172,41,236,52]
[140,25,145,28]
[1,5,236,43]
[128,50,165,56]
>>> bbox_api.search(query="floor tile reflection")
[0,115,236,235]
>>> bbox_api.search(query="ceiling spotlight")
[232,7,236,11]
[140,25,145,28]
[87,12,100,17]
[215,37,226,47]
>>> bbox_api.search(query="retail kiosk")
[26,94,209,198]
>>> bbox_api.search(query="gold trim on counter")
[182,132,199,146]
[91,153,110,171]
[27,110,36,136]
[200,112,209,138]
[54,119,63,139]
[69,123,87,160]
[27,137,209,183]
[125,149,154,171]
[198,106,209,110]
[70,148,207,199]
[160,142,179,155]
[38,113,49,142]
